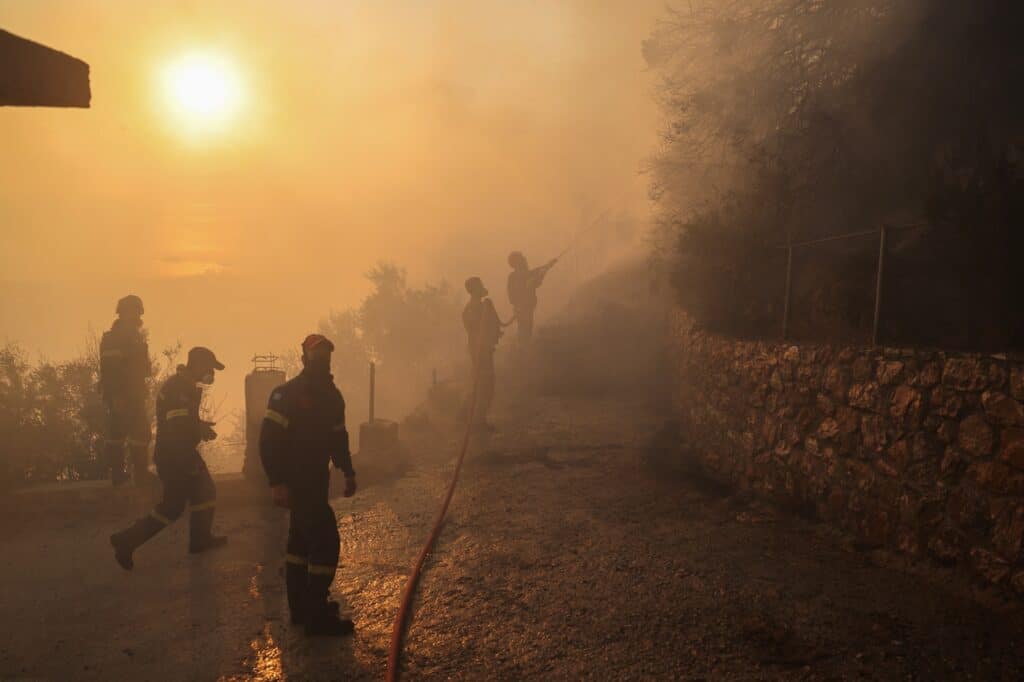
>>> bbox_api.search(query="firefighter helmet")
[116,295,144,317]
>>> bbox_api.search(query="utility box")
[243,355,286,483]
[347,362,406,484]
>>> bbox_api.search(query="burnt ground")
[2,387,1024,681]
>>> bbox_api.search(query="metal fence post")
[872,225,887,347]
[782,245,793,340]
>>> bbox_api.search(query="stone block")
[852,355,873,382]
[824,364,849,400]
[981,391,1024,427]
[928,526,964,564]
[941,446,965,476]
[1011,366,1024,401]
[887,440,910,472]
[890,385,922,423]
[817,418,840,440]
[937,419,958,444]
[946,486,987,529]
[969,547,1010,585]
[992,503,1024,561]
[988,363,1007,390]
[861,414,889,453]
[877,360,904,385]
[930,386,963,418]
[1000,428,1024,470]
[957,414,994,457]
[943,357,987,391]
[1012,571,1024,596]
[915,361,942,388]
[849,382,879,410]
[816,393,836,416]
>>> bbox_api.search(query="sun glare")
[160,50,244,135]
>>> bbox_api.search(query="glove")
[270,484,290,509]
[343,475,357,498]
[200,422,218,441]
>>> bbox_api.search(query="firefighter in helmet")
[260,334,357,636]
[463,277,503,430]
[506,251,557,344]
[110,346,228,569]
[99,294,153,486]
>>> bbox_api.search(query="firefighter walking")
[110,346,228,570]
[259,334,357,637]
[99,295,153,486]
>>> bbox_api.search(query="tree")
[646,1,1024,347]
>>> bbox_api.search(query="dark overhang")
[0,29,91,108]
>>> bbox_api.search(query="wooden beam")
[0,29,90,108]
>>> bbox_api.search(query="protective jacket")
[259,369,353,501]
[154,366,206,464]
[507,265,550,312]
[99,320,151,401]
[462,297,502,353]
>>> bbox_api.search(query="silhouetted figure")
[463,277,503,431]
[507,251,557,343]
[99,295,153,486]
[260,334,357,637]
[110,347,227,570]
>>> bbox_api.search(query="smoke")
[0,0,664,423]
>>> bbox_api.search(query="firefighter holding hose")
[260,333,357,637]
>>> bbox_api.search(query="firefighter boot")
[110,515,165,571]
[188,506,228,554]
[304,571,353,636]
[286,560,309,624]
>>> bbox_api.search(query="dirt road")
[2,389,1023,680]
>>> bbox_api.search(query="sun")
[160,50,244,135]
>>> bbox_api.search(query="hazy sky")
[0,0,662,410]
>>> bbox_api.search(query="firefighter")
[463,277,503,431]
[506,251,557,344]
[99,294,153,486]
[109,346,228,570]
[259,334,357,637]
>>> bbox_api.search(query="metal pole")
[782,245,793,340]
[872,225,887,347]
[369,362,376,423]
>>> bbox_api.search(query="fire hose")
[385,307,490,681]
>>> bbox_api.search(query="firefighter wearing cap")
[99,295,153,486]
[463,277,503,430]
[110,346,228,570]
[259,334,357,637]
[507,251,558,344]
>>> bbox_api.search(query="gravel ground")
[2,389,1023,680]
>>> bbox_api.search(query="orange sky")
[0,0,662,411]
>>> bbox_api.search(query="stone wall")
[670,308,1024,594]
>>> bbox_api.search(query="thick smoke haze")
[0,0,661,412]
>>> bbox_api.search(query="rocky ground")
[2,385,1023,680]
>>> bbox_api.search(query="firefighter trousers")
[104,399,151,484]
[284,499,340,621]
[114,452,217,551]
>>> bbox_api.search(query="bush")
[0,344,105,488]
